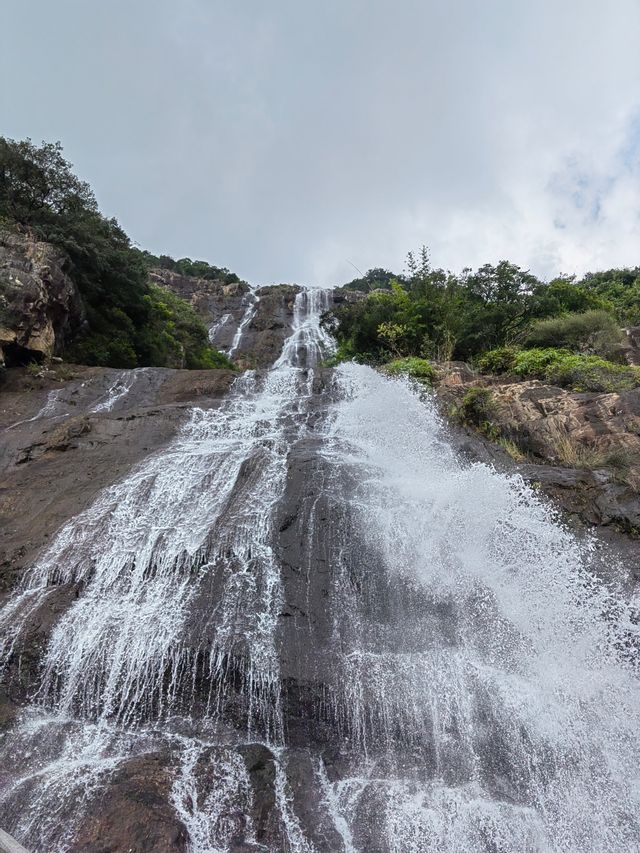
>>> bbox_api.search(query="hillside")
[0,137,234,370]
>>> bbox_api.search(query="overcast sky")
[3,1,640,286]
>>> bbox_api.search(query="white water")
[316,363,640,851]
[208,312,232,345]
[0,289,335,850]
[89,368,149,413]
[228,289,259,357]
[1,291,639,852]
[4,387,68,431]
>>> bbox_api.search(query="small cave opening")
[2,343,44,368]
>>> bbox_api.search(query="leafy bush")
[512,348,569,378]
[525,310,623,358]
[456,387,496,427]
[140,284,234,369]
[477,346,520,374]
[546,355,639,393]
[512,348,640,393]
[382,357,435,382]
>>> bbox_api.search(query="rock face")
[149,268,251,351]
[153,271,307,368]
[625,326,640,365]
[0,228,83,366]
[234,284,302,368]
[435,368,640,534]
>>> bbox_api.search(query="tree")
[0,138,96,227]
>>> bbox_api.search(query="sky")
[3,1,640,287]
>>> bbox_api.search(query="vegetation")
[0,137,234,369]
[381,357,435,383]
[339,267,405,293]
[454,387,496,429]
[479,347,640,393]
[524,310,623,359]
[325,246,640,394]
[138,251,241,285]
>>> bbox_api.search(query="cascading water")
[0,288,639,852]
[228,289,260,357]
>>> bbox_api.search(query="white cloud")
[3,0,640,284]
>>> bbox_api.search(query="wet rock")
[70,755,188,853]
[235,285,302,368]
[157,368,237,404]
[0,228,83,365]
[238,744,280,845]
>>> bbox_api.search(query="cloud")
[3,0,640,284]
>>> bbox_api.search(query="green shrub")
[513,347,569,378]
[511,347,640,392]
[456,386,496,428]
[382,357,435,382]
[546,355,640,393]
[139,284,234,370]
[525,310,623,358]
[477,346,520,374]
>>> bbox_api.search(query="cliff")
[0,228,84,366]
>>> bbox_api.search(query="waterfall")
[1,289,639,852]
[228,289,260,357]
[208,312,232,345]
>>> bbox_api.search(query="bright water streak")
[228,289,259,357]
[318,362,640,851]
[0,288,334,850]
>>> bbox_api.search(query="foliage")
[580,268,640,326]
[0,137,233,369]
[327,245,639,376]
[339,267,405,292]
[328,249,545,364]
[382,357,435,382]
[455,387,497,431]
[477,346,520,374]
[140,284,234,369]
[525,310,623,359]
[138,251,241,284]
[545,355,640,393]
[529,275,609,317]
[511,348,640,393]
[511,347,571,378]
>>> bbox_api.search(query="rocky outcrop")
[235,285,302,368]
[150,268,251,351]
[435,367,640,535]
[331,288,367,304]
[153,272,306,367]
[0,228,83,366]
